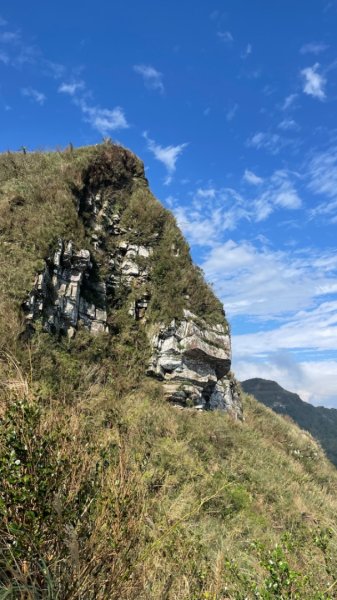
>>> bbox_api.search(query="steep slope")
[241,378,337,467]
[0,142,240,414]
[1,144,337,599]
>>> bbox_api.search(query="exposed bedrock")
[23,239,108,337]
[148,310,242,417]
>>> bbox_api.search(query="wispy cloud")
[21,87,46,105]
[217,31,233,43]
[243,169,263,185]
[81,103,128,135]
[173,170,301,246]
[256,170,302,214]
[0,15,7,26]
[306,144,337,221]
[226,103,238,121]
[301,63,326,100]
[203,241,337,319]
[143,132,188,184]
[300,42,329,55]
[59,80,129,135]
[281,93,299,111]
[133,64,164,94]
[278,118,299,131]
[58,81,85,96]
[241,43,252,59]
[0,26,38,67]
[246,131,287,155]
[0,30,20,43]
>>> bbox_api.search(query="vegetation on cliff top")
[0,141,225,352]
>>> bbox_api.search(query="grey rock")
[24,238,108,336]
[148,310,241,417]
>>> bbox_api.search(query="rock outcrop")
[22,143,242,417]
[148,310,242,415]
[23,239,108,337]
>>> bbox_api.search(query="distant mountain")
[241,378,337,466]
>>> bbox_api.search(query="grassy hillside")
[241,378,337,468]
[1,144,337,599]
[1,357,337,599]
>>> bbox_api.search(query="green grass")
[1,349,337,599]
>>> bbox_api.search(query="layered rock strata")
[23,239,108,337]
[148,310,242,416]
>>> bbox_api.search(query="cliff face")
[14,143,241,416]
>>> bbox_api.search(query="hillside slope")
[241,378,337,467]
[1,144,337,599]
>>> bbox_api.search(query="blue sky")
[1,0,337,406]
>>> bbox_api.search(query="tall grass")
[1,344,337,598]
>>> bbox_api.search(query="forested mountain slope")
[241,378,337,468]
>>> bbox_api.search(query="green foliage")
[254,543,304,598]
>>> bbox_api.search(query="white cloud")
[226,103,238,121]
[306,145,337,221]
[300,42,329,55]
[217,31,233,42]
[80,102,129,135]
[246,131,286,155]
[266,170,302,209]
[196,187,216,199]
[203,241,337,319]
[278,118,299,131]
[172,170,301,245]
[58,81,85,96]
[301,63,326,100]
[58,80,129,135]
[143,132,188,184]
[21,87,46,105]
[133,64,164,94]
[307,145,337,200]
[234,301,337,377]
[281,93,298,111]
[243,169,263,185]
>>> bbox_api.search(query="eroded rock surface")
[148,310,242,417]
[23,239,108,337]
